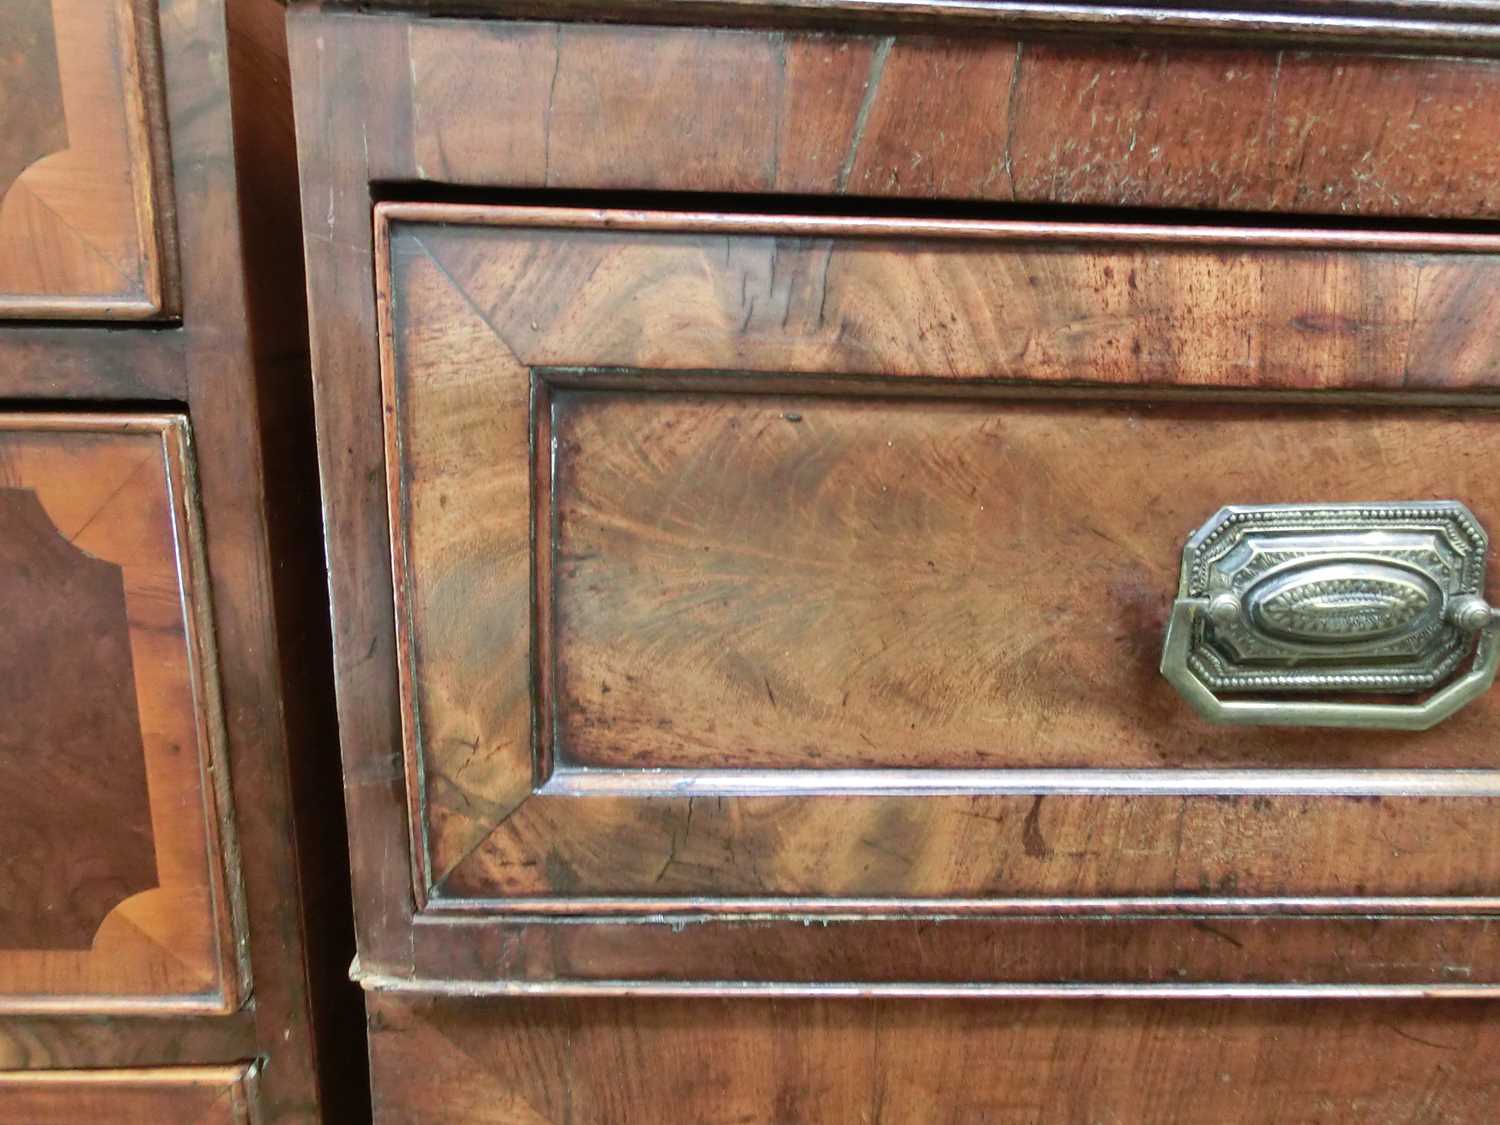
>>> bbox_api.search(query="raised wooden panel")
[0,415,243,1014]
[368,204,1500,989]
[0,1065,256,1124]
[0,0,176,319]
[549,393,1500,774]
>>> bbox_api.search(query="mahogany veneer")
[291,0,1500,1118]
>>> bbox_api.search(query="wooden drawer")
[0,1065,256,1123]
[0,415,244,1014]
[364,993,1500,1123]
[348,203,1500,994]
[0,0,176,319]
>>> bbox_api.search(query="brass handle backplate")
[1160,502,1497,730]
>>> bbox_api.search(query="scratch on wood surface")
[1001,41,1023,199]
[543,25,561,186]
[836,36,891,192]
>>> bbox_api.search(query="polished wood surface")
[0,1010,256,1071]
[0,0,177,319]
[0,1064,255,1124]
[0,415,242,1014]
[390,19,1500,218]
[377,208,1500,939]
[371,913,1500,992]
[367,993,1500,1124]
[290,0,1500,980]
[386,208,1500,390]
[549,392,1500,772]
[0,0,359,1116]
[291,2,1500,1115]
[329,0,1500,54]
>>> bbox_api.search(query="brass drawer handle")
[1160,503,1498,730]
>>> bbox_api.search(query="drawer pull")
[1160,502,1498,729]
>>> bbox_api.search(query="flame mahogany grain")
[291,3,1500,1117]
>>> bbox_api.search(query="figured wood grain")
[0,0,177,318]
[387,205,1500,891]
[0,0,66,199]
[437,791,1500,901]
[0,1065,255,1124]
[0,1010,256,1070]
[0,416,241,1014]
[367,992,1500,1123]
[0,0,355,1114]
[551,393,1500,772]
[341,0,1500,55]
[397,19,1500,218]
[393,210,1500,390]
[400,913,1500,988]
[0,487,156,950]
[295,1,1500,1109]
[363,207,1500,943]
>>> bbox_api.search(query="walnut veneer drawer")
[0,0,177,320]
[0,1065,257,1124]
[322,203,1500,994]
[0,415,244,1014]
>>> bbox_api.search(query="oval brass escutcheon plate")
[1247,560,1442,646]
[1161,502,1499,729]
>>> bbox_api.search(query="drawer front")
[0,415,244,1013]
[366,204,1500,991]
[364,993,1500,1125]
[0,0,176,319]
[0,1066,256,1124]
[386,18,1500,222]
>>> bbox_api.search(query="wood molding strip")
[542,767,1500,799]
[416,896,1500,917]
[325,1,1500,56]
[353,969,1500,1000]
[379,202,1500,254]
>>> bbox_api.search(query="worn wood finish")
[0,415,242,1014]
[336,0,1500,55]
[389,209,1500,390]
[373,208,1500,935]
[291,4,421,1001]
[0,1065,256,1124]
[0,0,177,319]
[0,1010,256,1071]
[550,393,1500,773]
[393,914,1500,990]
[0,0,358,1118]
[393,19,1500,219]
[214,0,364,1114]
[287,1,1500,988]
[293,3,1500,1114]
[367,992,1500,1123]
[431,792,1500,905]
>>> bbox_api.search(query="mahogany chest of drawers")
[289,1,1500,1119]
